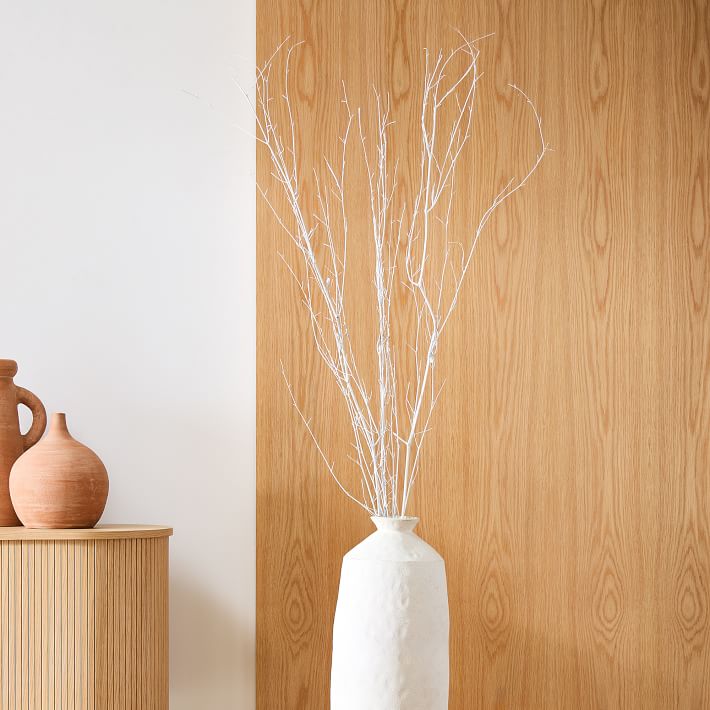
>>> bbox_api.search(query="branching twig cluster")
[250,35,548,517]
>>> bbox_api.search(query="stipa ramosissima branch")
[254,34,548,517]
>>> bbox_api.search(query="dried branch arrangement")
[253,35,548,518]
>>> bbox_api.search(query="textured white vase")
[330,516,449,710]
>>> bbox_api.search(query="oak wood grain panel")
[256,0,710,708]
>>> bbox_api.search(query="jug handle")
[16,387,47,450]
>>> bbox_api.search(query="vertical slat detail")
[32,542,42,710]
[13,542,22,708]
[162,538,169,708]
[147,538,155,710]
[87,540,95,710]
[94,540,108,709]
[48,541,56,710]
[0,543,7,710]
[126,538,135,708]
[1,531,169,709]
[40,542,48,710]
[59,541,67,710]
[1,543,7,710]
[136,537,141,709]
[20,542,29,710]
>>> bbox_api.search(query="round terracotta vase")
[10,413,109,528]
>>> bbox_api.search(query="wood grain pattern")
[0,530,171,709]
[256,0,710,708]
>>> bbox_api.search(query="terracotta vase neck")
[49,412,71,437]
[371,516,419,533]
[0,359,18,378]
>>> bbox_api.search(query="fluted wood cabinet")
[0,524,172,709]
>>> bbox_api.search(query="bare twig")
[255,34,548,517]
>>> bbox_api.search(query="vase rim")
[371,515,419,520]
[48,412,70,434]
[0,359,18,377]
[370,515,419,533]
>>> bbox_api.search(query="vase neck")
[0,359,18,378]
[48,412,71,437]
[371,516,419,533]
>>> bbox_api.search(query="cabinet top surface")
[0,524,173,541]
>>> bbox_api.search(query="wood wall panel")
[256,1,710,708]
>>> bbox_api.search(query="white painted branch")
[255,35,547,517]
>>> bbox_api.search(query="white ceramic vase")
[330,516,449,710]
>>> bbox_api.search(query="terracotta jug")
[0,359,47,526]
[10,412,109,529]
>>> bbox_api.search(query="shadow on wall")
[171,573,253,707]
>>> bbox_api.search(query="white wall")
[0,1,255,707]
